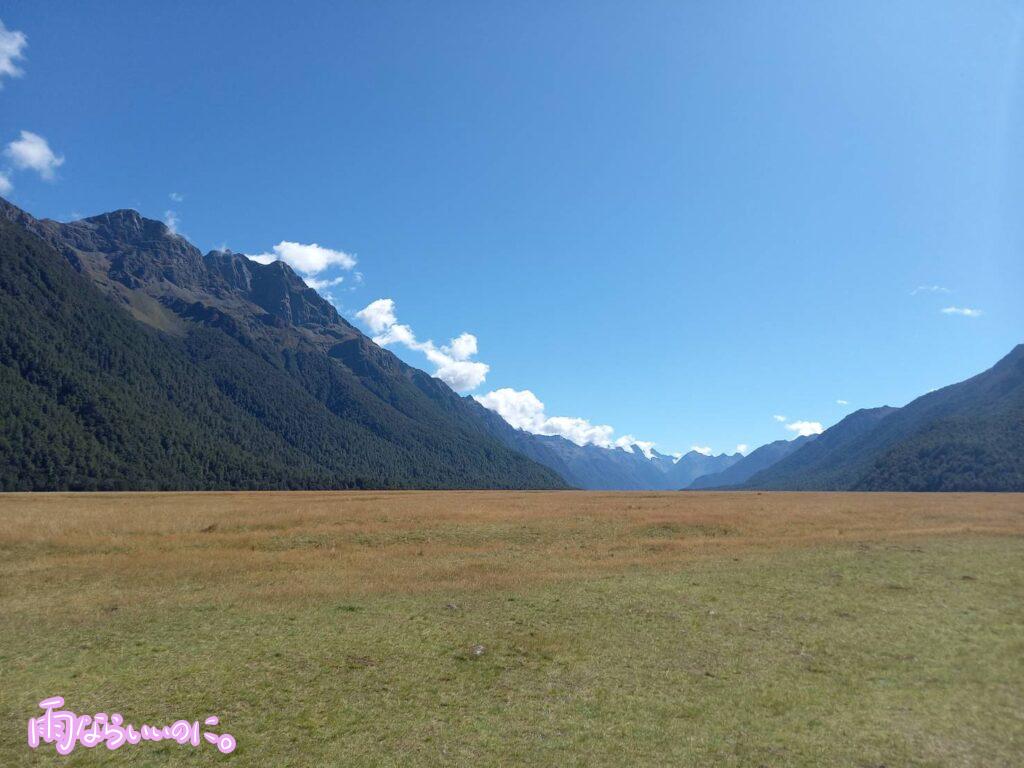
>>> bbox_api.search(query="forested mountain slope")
[742,347,1024,491]
[0,200,566,491]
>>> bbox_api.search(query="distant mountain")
[478,414,742,490]
[742,346,1024,491]
[687,435,814,489]
[0,198,567,491]
[517,437,671,491]
[6,196,1015,493]
[668,449,744,488]
[741,407,899,490]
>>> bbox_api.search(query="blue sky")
[1,1,1021,457]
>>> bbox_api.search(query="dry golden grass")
[1,491,1022,766]
[1,491,1021,613]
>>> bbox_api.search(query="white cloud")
[614,436,656,459]
[356,298,489,392]
[775,414,825,437]
[249,241,356,275]
[169,191,184,202]
[374,321,416,347]
[785,420,824,437]
[163,209,179,234]
[475,387,618,448]
[543,416,615,447]
[443,332,477,362]
[474,390,664,456]
[475,388,545,429]
[735,444,749,455]
[635,441,656,459]
[4,131,64,179]
[304,275,344,291]
[941,306,982,318]
[430,356,489,393]
[614,436,636,452]
[836,399,848,405]
[355,298,397,334]
[357,299,667,451]
[910,285,950,295]
[691,445,712,456]
[0,170,10,196]
[0,20,27,87]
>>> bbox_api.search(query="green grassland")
[1,492,1021,766]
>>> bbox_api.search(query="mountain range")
[0,197,1020,492]
[487,429,743,491]
[737,346,1024,491]
[0,199,565,490]
[686,435,815,489]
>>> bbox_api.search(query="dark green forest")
[853,398,1024,492]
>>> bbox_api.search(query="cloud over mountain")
[473,388,621,447]
[250,241,356,275]
[356,298,489,392]
[785,420,824,437]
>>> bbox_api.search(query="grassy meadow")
[1,491,1022,766]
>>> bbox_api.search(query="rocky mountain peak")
[247,257,342,327]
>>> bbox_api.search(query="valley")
[2,491,1021,766]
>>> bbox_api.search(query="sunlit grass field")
[1,491,1022,766]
